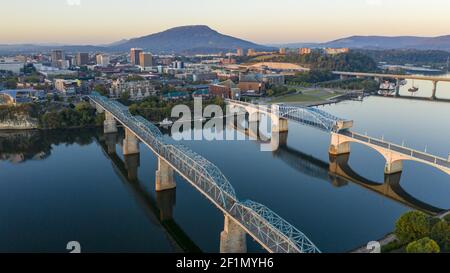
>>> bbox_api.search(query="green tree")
[75,102,96,126]
[95,112,105,126]
[4,78,18,89]
[430,220,450,252]
[119,92,130,105]
[94,84,109,96]
[40,112,63,129]
[395,211,432,243]
[406,237,440,253]
[444,214,450,223]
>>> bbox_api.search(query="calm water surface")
[0,95,449,253]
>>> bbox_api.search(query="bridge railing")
[341,131,450,168]
[226,99,272,113]
[232,201,321,253]
[226,99,353,133]
[90,94,321,253]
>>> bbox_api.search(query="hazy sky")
[2,0,450,44]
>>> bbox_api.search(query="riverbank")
[0,102,104,131]
[266,87,365,106]
[351,233,398,253]
[352,210,450,253]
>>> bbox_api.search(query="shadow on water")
[0,129,98,163]
[276,145,446,215]
[0,129,201,253]
[230,121,446,216]
[95,132,202,253]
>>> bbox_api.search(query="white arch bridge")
[226,99,450,176]
[89,93,320,254]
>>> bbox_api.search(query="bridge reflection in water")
[90,94,320,253]
[227,99,450,176]
[98,132,202,253]
[230,121,446,216]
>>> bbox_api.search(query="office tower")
[96,54,110,67]
[130,48,143,65]
[76,53,89,66]
[139,52,153,68]
[51,50,64,67]
[299,48,312,55]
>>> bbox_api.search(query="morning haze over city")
[0,0,449,263]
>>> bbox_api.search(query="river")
[0,95,449,253]
[397,71,450,100]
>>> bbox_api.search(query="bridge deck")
[226,99,352,132]
[90,94,320,254]
[340,131,450,169]
[333,71,450,82]
[228,100,449,172]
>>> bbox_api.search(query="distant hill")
[0,44,106,54]
[270,35,450,51]
[110,25,270,53]
[4,30,450,55]
[0,25,270,54]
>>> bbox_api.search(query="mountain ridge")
[270,35,450,51]
[0,25,270,54]
[2,29,450,54]
[109,25,270,53]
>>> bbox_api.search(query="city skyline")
[2,0,450,45]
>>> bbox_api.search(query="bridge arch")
[277,104,342,132]
[330,132,450,175]
[329,154,445,215]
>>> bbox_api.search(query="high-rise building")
[130,48,143,65]
[279,48,286,55]
[324,48,350,55]
[172,61,184,69]
[51,50,64,67]
[96,54,110,67]
[299,48,312,55]
[237,48,244,57]
[76,53,89,66]
[139,52,153,68]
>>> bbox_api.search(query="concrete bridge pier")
[220,215,247,253]
[155,157,176,192]
[272,117,288,133]
[374,77,382,83]
[384,156,403,175]
[340,75,349,80]
[123,128,140,156]
[271,131,288,151]
[431,81,438,100]
[156,188,176,222]
[124,153,140,181]
[104,111,118,134]
[395,78,401,97]
[329,133,350,156]
[271,105,288,133]
[104,132,117,155]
